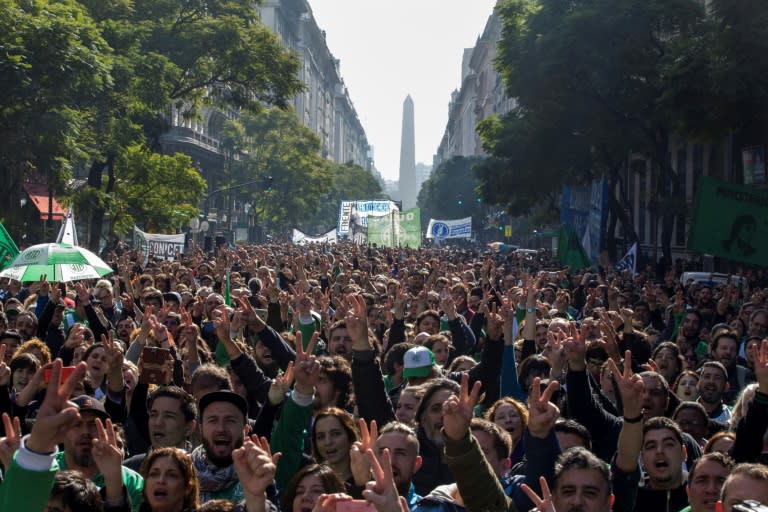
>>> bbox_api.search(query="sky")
[309,0,498,181]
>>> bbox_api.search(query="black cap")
[199,391,248,420]
[71,395,109,420]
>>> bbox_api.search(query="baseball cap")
[71,395,110,420]
[403,346,436,380]
[199,390,248,420]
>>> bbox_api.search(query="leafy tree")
[0,0,112,238]
[483,0,705,266]
[102,143,206,234]
[418,156,485,226]
[307,161,387,234]
[221,108,333,235]
[74,0,304,248]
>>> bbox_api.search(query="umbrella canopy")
[0,243,113,282]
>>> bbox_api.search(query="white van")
[680,272,748,288]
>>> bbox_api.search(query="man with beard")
[375,422,423,509]
[327,320,354,360]
[710,331,755,403]
[697,362,732,423]
[115,315,138,345]
[192,390,249,503]
[314,355,353,411]
[54,395,144,510]
[668,310,707,358]
[611,355,689,512]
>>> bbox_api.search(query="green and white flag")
[0,222,19,271]
[689,177,768,266]
[367,208,422,248]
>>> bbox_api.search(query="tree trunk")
[87,160,104,252]
[607,165,639,261]
[86,154,115,252]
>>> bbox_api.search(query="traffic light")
[264,176,273,191]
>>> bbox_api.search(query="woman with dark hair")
[139,447,200,512]
[8,352,39,394]
[311,407,360,487]
[280,464,345,512]
[517,355,551,396]
[651,341,684,386]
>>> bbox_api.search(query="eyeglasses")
[164,320,179,327]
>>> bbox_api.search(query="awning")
[23,183,66,221]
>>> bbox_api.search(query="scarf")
[190,445,243,502]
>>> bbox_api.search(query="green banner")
[0,222,19,271]
[558,225,590,271]
[367,208,422,248]
[689,177,768,266]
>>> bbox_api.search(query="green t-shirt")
[56,451,144,512]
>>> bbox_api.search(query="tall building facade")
[160,0,372,182]
[398,95,418,210]
[258,0,371,169]
[434,4,516,168]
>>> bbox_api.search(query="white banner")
[134,226,185,260]
[292,228,337,245]
[337,200,400,240]
[426,217,472,239]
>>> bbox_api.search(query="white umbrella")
[0,242,113,282]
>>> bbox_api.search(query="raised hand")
[363,448,409,512]
[293,331,320,395]
[268,361,294,406]
[26,360,87,454]
[440,294,458,321]
[92,418,124,503]
[0,413,22,469]
[345,294,370,350]
[351,419,378,486]
[75,282,91,305]
[485,303,505,341]
[521,476,557,512]
[563,322,587,371]
[754,339,768,394]
[443,373,482,441]
[527,377,561,439]
[212,305,232,343]
[38,275,50,296]
[233,435,282,499]
[0,344,9,386]
[607,351,644,418]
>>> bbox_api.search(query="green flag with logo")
[0,222,19,270]
[558,225,591,271]
[689,177,768,266]
[367,208,422,248]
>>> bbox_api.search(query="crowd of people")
[0,240,766,512]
